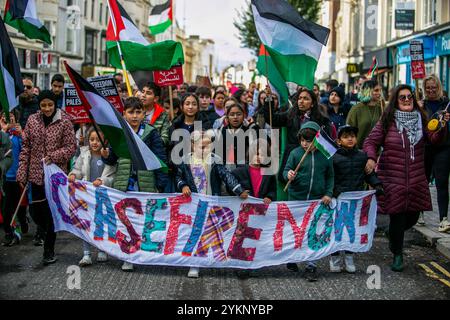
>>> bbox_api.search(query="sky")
[174,0,255,72]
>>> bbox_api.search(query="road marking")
[418,263,450,288]
[430,262,450,279]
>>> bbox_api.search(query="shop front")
[436,31,450,94]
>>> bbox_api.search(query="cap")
[337,125,359,138]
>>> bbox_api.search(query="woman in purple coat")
[363,84,445,272]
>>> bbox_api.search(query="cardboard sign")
[153,65,184,87]
[410,39,426,79]
[64,75,124,123]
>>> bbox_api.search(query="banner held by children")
[45,164,377,269]
[64,74,124,123]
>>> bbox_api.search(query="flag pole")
[10,184,28,228]
[107,0,133,97]
[283,142,314,192]
[263,47,273,128]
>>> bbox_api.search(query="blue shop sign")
[397,36,435,64]
[437,31,450,56]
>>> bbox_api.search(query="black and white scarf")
[394,110,423,161]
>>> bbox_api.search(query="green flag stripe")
[4,11,51,44]
[149,19,172,35]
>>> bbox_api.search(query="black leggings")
[433,146,450,221]
[389,212,420,255]
[2,181,27,237]
[31,184,56,258]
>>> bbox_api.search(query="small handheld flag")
[313,130,338,159]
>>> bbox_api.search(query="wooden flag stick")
[264,49,273,128]
[284,143,314,192]
[10,184,28,227]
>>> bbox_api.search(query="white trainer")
[97,251,108,262]
[344,254,356,273]
[121,261,134,272]
[438,217,450,233]
[329,255,342,273]
[188,267,200,278]
[79,255,93,267]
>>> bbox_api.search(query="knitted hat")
[300,121,321,132]
[330,86,345,104]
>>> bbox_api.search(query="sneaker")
[2,235,19,247]
[33,234,44,246]
[286,263,299,272]
[391,254,403,272]
[416,212,425,226]
[438,218,450,233]
[188,267,200,278]
[304,265,318,282]
[42,255,57,266]
[344,254,356,273]
[329,255,342,273]
[121,262,134,272]
[79,255,93,267]
[97,251,108,262]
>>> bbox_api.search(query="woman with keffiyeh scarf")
[363,85,446,272]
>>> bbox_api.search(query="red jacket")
[17,109,77,186]
[363,120,443,215]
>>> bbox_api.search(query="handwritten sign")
[153,65,184,87]
[64,75,124,123]
[410,39,426,79]
[45,164,377,269]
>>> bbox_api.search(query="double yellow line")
[418,262,450,288]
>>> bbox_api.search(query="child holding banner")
[101,97,168,271]
[68,128,117,267]
[282,121,334,282]
[175,130,249,278]
[329,125,384,273]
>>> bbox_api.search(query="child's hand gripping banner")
[44,164,377,269]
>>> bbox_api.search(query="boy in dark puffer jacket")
[330,125,383,273]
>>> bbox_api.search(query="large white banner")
[44,164,377,269]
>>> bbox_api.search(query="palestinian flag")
[148,0,172,35]
[106,0,183,72]
[251,0,330,89]
[64,61,167,172]
[0,16,23,116]
[314,130,338,159]
[4,0,51,44]
[256,44,289,107]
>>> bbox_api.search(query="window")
[43,21,54,49]
[66,29,74,52]
[91,0,95,21]
[67,0,74,6]
[105,4,109,25]
[84,0,87,17]
[387,0,393,42]
[85,31,94,64]
[99,3,103,24]
[423,0,436,27]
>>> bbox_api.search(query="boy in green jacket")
[282,121,334,282]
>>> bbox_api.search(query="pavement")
[1,188,450,300]
[413,185,450,260]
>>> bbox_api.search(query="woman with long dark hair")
[263,88,335,182]
[363,84,445,272]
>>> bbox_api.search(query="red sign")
[410,39,426,79]
[64,75,124,124]
[153,65,184,87]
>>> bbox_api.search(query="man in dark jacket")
[18,78,39,128]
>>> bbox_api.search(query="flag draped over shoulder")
[256,44,289,107]
[148,0,172,35]
[251,0,330,89]
[64,61,167,172]
[0,16,23,115]
[4,0,51,44]
[106,0,183,71]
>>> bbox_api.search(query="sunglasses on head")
[398,94,414,102]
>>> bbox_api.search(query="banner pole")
[263,47,273,128]
[169,85,174,121]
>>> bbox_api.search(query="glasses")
[398,94,414,102]
[425,86,437,91]
[24,85,33,89]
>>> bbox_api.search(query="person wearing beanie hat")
[327,86,348,129]
[17,88,77,266]
[282,120,334,282]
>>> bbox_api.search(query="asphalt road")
[1,214,450,300]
